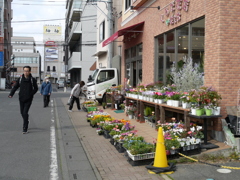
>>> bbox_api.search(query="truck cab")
[87,68,118,103]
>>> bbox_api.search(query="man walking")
[8,66,38,134]
[40,77,52,107]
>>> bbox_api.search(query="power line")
[12,3,65,6]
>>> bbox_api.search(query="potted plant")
[119,103,125,110]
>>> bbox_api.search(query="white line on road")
[49,100,59,180]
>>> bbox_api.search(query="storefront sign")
[160,0,190,26]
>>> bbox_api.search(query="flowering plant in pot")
[164,131,181,150]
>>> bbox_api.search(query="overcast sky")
[12,0,66,54]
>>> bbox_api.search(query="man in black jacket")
[8,66,38,134]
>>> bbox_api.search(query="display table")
[188,114,222,149]
[125,97,191,128]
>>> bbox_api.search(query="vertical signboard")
[45,41,58,61]
[0,0,4,67]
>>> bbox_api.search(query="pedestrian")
[40,77,52,107]
[8,66,38,134]
[68,81,85,112]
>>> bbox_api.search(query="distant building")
[11,36,41,83]
[0,0,13,87]
[43,25,66,83]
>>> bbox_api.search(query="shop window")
[192,19,205,73]
[166,31,175,75]
[157,35,164,82]
[137,44,142,56]
[155,18,205,84]
[131,46,136,58]
[177,25,189,66]
[99,21,105,42]
[137,60,142,84]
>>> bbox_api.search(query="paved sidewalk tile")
[63,98,164,180]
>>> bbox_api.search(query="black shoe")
[22,131,28,134]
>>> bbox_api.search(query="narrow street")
[0,86,97,180]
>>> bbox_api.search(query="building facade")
[101,0,240,139]
[0,0,12,88]
[64,0,96,87]
[43,25,65,83]
[93,0,122,69]
[11,36,41,83]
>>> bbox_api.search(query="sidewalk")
[63,98,240,180]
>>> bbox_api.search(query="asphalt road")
[0,86,97,180]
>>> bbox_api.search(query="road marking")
[49,100,59,180]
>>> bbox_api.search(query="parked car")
[57,80,64,89]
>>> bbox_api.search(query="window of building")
[47,66,50,72]
[155,18,205,84]
[53,66,56,72]
[99,20,105,42]
[125,0,131,10]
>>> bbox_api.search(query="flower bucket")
[182,102,188,108]
[205,109,212,116]
[213,107,221,115]
[196,109,202,116]
[158,99,164,104]
[167,100,173,106]
[128,114,133,119]
[170,149,176,155]
[191,108,196,115]
[154,99,158,103]
[172,100,179,107]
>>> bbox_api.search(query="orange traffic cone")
[148,127,174,174]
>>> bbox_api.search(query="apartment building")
[64,0,96,87]
[11,36,41,83]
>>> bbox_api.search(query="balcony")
[68,22,82,47]
[68,52,82,71]
[69,1,82,22]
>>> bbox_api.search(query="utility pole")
[107,0,113,68]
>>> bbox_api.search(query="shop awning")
[89,61,96,71]
[102,21,144,47]
[92,50,107,57]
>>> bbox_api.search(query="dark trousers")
[69,96,80,110]
[19,100,32,131]
[43,95,50,107]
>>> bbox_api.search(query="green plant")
[165,139,181,150]
[229,150,240,160]
[119,103,125,109]
[144,106,153,116]
[170,57,203,91]
[128,141,155,155]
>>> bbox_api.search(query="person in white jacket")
[68,81,85,112]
